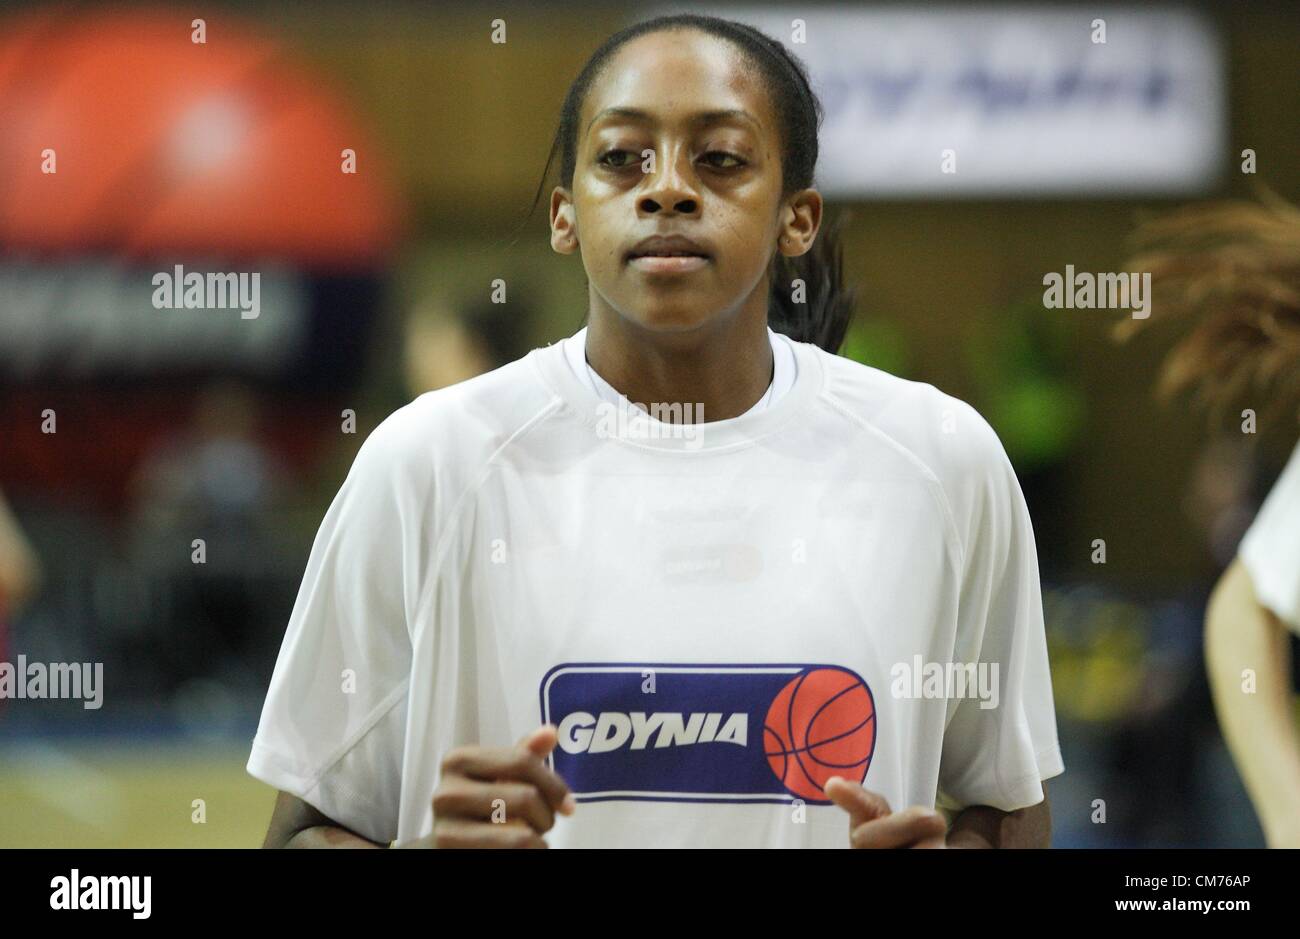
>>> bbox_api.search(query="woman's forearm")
[263,791,386,848]
[282,826,385,848]
[1205,559,1300,846]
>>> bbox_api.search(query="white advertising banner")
[687,5,1225,196]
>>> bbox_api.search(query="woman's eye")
[598,149,746,170]
[702,151,745,169]
[598,149,639,168]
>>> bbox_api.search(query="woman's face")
[551,29,820,336]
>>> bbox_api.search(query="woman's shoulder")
[811,345,1014,486]
[352,351,559,487]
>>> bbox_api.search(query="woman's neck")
[583,305,775,424]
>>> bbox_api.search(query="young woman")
[1118,191,1300,847]
[249,13,1063,849]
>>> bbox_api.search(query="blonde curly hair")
[1114,187,1300,431]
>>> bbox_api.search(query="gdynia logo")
[541,664,876,804]
[50,869,151,919]
[557,711,749,753]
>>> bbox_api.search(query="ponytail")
[768,209,857,354]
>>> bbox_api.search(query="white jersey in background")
[247,328,1064,848]
[1240,437,1300,633]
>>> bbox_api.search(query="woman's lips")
[627,255,710,274]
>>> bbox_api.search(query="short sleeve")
[935,405,1065,813]
[1239,438,1300,634]
[246,418,420,845]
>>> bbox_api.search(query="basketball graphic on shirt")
[763,666,876,801]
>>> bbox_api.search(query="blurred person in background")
[1119,190,1300,847]
[403,294,537,398]
[126,381,293,696]
[128,381,288,534]
[0,486,43,662]
[1183,437,1263,570]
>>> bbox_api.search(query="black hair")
[525,13,856,354]
[456,293,536,368]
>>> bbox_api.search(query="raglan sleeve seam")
[249,675,411,795]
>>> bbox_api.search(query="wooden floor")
[0,740,275,848]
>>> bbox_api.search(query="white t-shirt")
[247,329,1065,847]
[564,325,796,417]
[1240,437,1300,633]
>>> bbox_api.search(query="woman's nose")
[637,150,700,216]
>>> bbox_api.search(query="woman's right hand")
[399,725,576,848]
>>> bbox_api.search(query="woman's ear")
[550,187,579,255]
[777,188,823,257]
